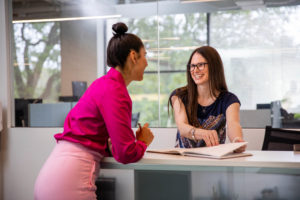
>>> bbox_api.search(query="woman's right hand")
[136,123,154,146]
[198,129,219,147]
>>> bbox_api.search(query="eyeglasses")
[189,62,208,71]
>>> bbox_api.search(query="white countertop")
[101,151,300,172]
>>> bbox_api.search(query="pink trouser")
[34,140,103,200]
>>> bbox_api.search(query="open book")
[147,142,252,159]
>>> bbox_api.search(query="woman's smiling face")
[190,52,209,86]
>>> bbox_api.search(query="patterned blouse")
[171,91,240,148]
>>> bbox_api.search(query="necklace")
[198,98,214,113]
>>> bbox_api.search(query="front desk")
[101,151,300,200]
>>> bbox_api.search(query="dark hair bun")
[112,22,128,36]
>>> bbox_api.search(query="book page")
[147,148,186,155]
[182,142,248,157]
[147,142,248,158]
[184,152,253,159]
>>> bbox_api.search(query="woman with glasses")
[168,46,245,151]
[34,22,154,200]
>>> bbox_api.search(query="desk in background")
[28,102,77,127]
[101,151,300,200]
[240,109,271,128]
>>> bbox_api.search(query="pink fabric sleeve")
[95,81,147,164]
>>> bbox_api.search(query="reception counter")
[101,151,300,200]
[102,151,300,171]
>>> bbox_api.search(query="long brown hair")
[168,46,228,127]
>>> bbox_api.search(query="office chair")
[131,112,140,128]
[262,126,300,151]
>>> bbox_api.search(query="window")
[107,13,207,127]
[11,1,300,128]
[210,7,300,128]
[13,22,61,101]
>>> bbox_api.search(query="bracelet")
[190,127,197,142]
[232,137,242,143]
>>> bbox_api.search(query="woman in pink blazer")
[34,22,154,200]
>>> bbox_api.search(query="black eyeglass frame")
[189,62,208,71]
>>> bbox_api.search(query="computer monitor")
[256,103,271,109]
[58,96,78,102]
[72,81,87,100]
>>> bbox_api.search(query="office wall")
[60,21,98,96]
[1,127,264,200]
[1,128,58,200]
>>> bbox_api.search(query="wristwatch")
[190,127,197,142]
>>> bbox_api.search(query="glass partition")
[210,7,300,128]
[11,0,300,128]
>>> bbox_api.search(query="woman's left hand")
[233,137,246,153]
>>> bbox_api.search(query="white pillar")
[0,0,12,199]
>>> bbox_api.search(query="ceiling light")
[13,15,121,24]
